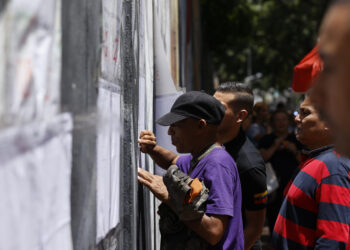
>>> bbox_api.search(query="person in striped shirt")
[271,94,350,249]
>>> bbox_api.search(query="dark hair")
[216,82,254,115]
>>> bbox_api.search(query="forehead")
[300,96,316,112]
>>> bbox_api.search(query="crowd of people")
[137,1,350,249]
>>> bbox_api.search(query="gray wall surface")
[61,0,100,249]
[61,0,145,249]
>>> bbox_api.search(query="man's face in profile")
[167,118,198,154]
[311,3,350,156]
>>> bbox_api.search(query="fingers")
[138,138,156,145]
[139,130,155,139]
[137,168,151,187]
[137,168,169,202]
[137,176,150,187]
[138,131,157,152]
[138,168,153,181]
[138,132,157,154]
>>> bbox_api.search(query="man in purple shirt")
[138,91,244,249]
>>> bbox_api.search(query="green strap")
[188,144,222,175]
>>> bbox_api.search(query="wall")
[0,0,203,249]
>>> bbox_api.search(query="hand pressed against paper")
[138,168,169,203]
[138,130,157,154]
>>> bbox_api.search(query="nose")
[295,114,301,123]
[168,125,174,135]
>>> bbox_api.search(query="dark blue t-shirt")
[176,147,244,250]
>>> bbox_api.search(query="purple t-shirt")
[176,147,244,250]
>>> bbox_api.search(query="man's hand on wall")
[138,130,157,154]
[138,168,169,203]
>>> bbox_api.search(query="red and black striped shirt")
[272,146,350,249]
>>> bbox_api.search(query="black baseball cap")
[156,91,226,126]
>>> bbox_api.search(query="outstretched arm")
[138,130,179,169]
[183,214,228,246]
[137,168,228,246]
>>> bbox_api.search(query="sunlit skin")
[311,3,350,156]
[167,118,197,154]
[295,96,331,150]
[213,92,244,144]
[167,118,216,157]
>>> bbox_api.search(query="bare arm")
[244,209,266,250]
[138,130,179,169]
[184,214,228,246]
[137,168,228,246]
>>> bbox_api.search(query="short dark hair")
[215,82,254,115]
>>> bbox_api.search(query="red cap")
[292,45,323,93]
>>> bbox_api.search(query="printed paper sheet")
[96,79,122,242]
[0,113,73,250]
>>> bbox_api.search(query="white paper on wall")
[154,0,171,61]
[101,0,122,83]
[96,78,122,242]
[154,9,177,97]
[138,0,154,172]
[0,113,73,250]
[139,2,156,249]
[0,0,61,126]
[138,77,147,170]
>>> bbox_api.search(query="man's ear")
[198,119,207,129]
[237,110,248,123]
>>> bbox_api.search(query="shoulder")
[176,154,192,172]
[176,154,192,165]
[303,150,350,182]
[315,150,350,176]
[247,123,261,136]
[207,147,235,162]
[204,148,238,174]
[236,138,265,174]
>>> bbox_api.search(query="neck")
[217,127,240,144]
[192,140,216,158]
[306,140,332,151]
